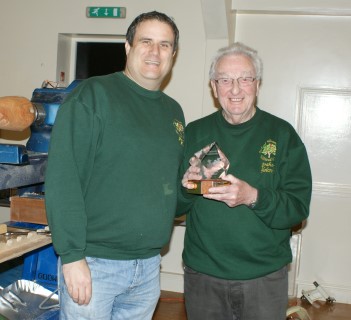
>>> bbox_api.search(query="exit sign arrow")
[87,7,126,19]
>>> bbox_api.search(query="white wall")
[0,1,208,211]
[234,12,351,303]
[162,8,351,303]
[2,0,351,304]
[0,0,210,290]
[233,0,351,14]
[0,0,208,123]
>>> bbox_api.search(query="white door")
[235,13,351,303]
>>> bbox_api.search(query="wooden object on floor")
[152,292,351,320]
[289,298,351,320]
[10,196,47,225]
[153,291,186,320]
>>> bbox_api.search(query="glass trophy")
[186,142,230,194]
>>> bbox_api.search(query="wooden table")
[0,227,52,263]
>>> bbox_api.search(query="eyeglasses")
[214,77,256,88]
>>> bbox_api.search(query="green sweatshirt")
[45,72,185,264]
[178,108,312,280]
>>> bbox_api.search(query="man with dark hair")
[126,11,179,54]
[45,11,184,319]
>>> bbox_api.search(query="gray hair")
[209,42,263,80]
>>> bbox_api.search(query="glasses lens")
[216,77,255,87]
[238,77,254,86]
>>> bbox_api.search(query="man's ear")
[210,80,218,98]
[256,80,260,97]
[125,41,131,55]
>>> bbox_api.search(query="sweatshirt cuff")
[252,188,271,211]
[59,250,85,265]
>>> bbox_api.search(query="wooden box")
[10,196,47,225]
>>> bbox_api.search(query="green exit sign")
[87,7,126,19]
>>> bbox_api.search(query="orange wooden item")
[0,96,35,131]
[10,196,47,225]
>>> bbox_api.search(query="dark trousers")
[184,265,288,320]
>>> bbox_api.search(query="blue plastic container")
[22,245,58,292]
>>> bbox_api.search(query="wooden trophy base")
[186,179,230,194]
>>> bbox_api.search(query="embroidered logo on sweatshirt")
[259,139,276,173]
[173,119,184,146]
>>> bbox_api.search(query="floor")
[153,291,351,320]
[1,262,350,320]
[153,291,186,320]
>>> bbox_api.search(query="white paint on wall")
[2,1,351,304]
[234,12,351,303]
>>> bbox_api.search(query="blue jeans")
[58,255,161,320]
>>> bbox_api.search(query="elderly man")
[179,42,312,320]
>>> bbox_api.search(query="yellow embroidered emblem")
[259,139,276,173]
[173,119,184,146]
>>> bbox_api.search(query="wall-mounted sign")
[86,7,126,19]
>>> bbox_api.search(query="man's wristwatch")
[247,199,257,209]
[247,190,259,209]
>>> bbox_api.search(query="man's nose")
[149,43,160,55]
[230,79,241,94]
